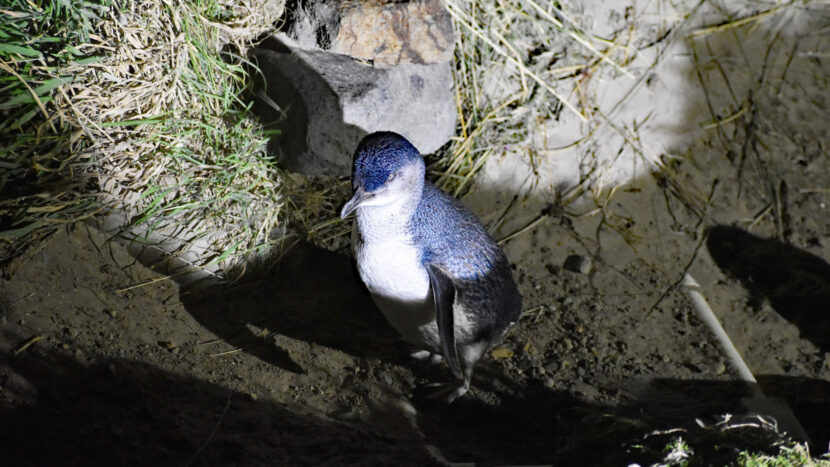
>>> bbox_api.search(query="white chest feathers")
[352,215,438,349]
[355,230,430,302]
[353,200,430,303]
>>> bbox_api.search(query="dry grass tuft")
[1,0,285,276]
[436,0,639,200]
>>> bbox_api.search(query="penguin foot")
[426,381,470,404]
[410,350,444,365]
[410,350,430,361]
[445,383,469,404]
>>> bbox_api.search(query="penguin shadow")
[0,350,431,466]
[706,225,830,353]
[179,240,404,374]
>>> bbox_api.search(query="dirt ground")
[2,168,830,466]
[3,3,830,467]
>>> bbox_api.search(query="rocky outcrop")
[255,0,457,177]
[285,0,454,67]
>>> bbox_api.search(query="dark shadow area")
[250,36,310,166]
[706,225,830,352]
[180,241,405,373]
[249,35,368,176]
[758,374,830,450]
[0,351,431,466]
[1,348,817,466]
[408,375,807,465]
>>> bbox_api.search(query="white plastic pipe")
[682,274,762,396]
[682,273,810,443]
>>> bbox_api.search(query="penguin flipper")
[427,264,462,379]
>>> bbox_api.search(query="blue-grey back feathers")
[412,183,499,278]
[412,183,521,337]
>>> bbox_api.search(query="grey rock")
[284,0,454,67]
[253,35,456,176]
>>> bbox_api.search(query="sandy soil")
[2,2,830,466]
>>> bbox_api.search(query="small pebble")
[517,358,533,372]
[563,254,592,274]
[491,347,514,359]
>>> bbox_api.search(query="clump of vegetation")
[1,0,283,276]
[739,443,829,467]
[1,0,111,255]
[621,415,829,466]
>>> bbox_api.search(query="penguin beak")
[341,187,372,219]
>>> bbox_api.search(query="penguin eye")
[387,172,398,183]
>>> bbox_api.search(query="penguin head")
[341,132,426,218]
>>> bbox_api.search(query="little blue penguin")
[340,131,522,402]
